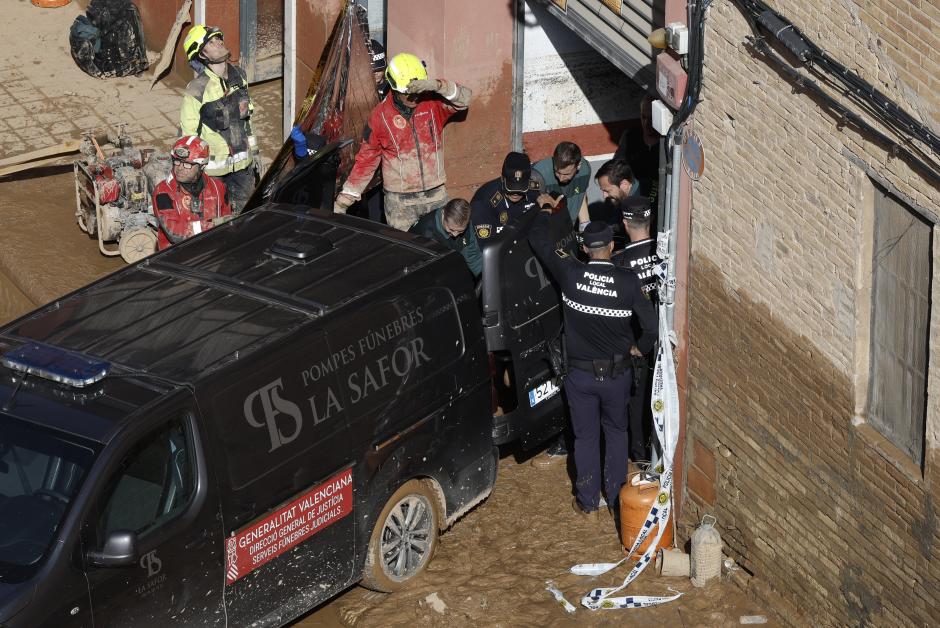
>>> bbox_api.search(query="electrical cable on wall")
[730,0,940,185]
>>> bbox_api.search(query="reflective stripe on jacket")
[342,91,464,197]
[180,64,255,177]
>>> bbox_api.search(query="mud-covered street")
[300,454,773,627]
[0,2,774,626]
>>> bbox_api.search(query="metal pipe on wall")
[665,138,681,330]
[283,0,296,138]
[510,0,525,152]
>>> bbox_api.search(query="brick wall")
[682,0,940,624]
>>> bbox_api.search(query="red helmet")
[171,136,210,166]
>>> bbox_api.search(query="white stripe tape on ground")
[569,303,683,610]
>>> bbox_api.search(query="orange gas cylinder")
[32,0,72,7]
[619,471,674,558]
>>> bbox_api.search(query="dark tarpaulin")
[249,4,379,209]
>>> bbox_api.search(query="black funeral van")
[0,148,568,627]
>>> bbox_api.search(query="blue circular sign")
[682,132,705,180]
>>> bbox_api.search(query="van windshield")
[0,415,95,582]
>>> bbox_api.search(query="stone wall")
[682,0,940,624]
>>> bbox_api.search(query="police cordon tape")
[568,303,683,610]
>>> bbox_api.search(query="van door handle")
[184,528,211,549]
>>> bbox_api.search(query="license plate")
[528,379,560,407]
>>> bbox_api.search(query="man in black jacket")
[529,203,657,517]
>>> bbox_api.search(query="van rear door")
[480,209,574,449]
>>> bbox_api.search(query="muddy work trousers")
[384,185,448,230]
[564,367,631,512]
[219,167,257,215]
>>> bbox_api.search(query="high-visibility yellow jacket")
[180,64,256,177]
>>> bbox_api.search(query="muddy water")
[0,79,284,327]
[297,455,776,627]
[0,167,123,324]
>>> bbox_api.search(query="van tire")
[361,479,440,592]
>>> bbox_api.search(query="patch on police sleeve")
[476,224,492,239]
[489,191,503,207]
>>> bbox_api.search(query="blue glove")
[290,125,307,158]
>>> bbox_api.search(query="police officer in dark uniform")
[614,195,661,299]
[529,203,657,517]
[409,198,482,278]
[613,195,662,462]
[369,39,390,99]
[470,151,540,241]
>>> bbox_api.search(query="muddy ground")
[0,168,776,628]
[297,454,775,628]
[0,3,775,626]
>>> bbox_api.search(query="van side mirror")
[86,530,139,568]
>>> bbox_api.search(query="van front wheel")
[362,480,439,592]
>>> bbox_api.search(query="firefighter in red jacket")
[333,52,471,230]
[153,135,232,250]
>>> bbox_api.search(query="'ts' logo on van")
[244,378,304,452]
[525,255,551,291]
[140,550,162,577]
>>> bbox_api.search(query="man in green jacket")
[409,198,482,278]
[532,141,592,230]
[180,25,257,214]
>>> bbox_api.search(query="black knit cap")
[501,152,532,193]
[582,221,613,248]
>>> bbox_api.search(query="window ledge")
[852,421,924,485]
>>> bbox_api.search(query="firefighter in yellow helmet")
[334,52,472,230]
[179,25,258,214]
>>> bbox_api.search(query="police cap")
[370,40,387,73]
[621,195,652,222]
[582,221,613,248]
[501,152,532,194]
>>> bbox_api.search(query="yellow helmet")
[385,52,428,93]
[183,24,223,61]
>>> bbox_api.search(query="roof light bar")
[1,343,110,388]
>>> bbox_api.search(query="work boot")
[572,497,599,520]
[548,437,568,457]
[530,435,568,468]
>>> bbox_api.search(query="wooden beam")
[150,0,193,89]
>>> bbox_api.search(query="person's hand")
[406,78,440,94]
[629,345,643,357]
[537,193,558,211]
[333,193,356,213]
